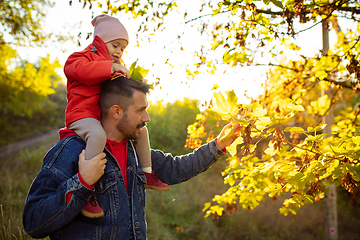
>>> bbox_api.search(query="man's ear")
[109,105,123,120]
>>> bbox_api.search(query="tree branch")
[256,6,360,16]
[337,6,360,14]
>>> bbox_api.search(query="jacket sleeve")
[64,51,114,86]
[150,140,225,185]
[22,155,94,238]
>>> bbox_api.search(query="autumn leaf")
[255,117,271,130]
[307,124,327,132]
[211,91,239,120]
[220,127,235,141]
[245,102,267,118]
[227,136,244,156]
[284,126,305,133]
[264,140,282,156]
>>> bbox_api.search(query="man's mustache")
[137,122,146,129]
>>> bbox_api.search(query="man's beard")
[116,113,146,140]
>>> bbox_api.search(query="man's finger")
[79,150,85,161]
[91,152,106,161]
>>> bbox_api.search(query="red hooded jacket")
[64,35,118,127]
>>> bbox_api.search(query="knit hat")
[91,14,129,44]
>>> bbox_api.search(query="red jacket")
[64,36,117,127]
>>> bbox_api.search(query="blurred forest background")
[1,0,360,239]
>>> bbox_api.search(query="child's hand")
[111,63,130,78]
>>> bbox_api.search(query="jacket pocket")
[95,173,116,194]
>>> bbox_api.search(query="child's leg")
[69,118,107,160]
[68,118,106,218]
[135,127,169,191]
[134,126,152,172]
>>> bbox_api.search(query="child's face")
[105,39,128,63]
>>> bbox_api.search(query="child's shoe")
[81,195,104,218]
[144,171,169,191]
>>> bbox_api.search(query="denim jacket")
[23,136,225,239]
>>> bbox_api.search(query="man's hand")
[111,63,130,78]
[78,150,107,186]
[216,123,242,151]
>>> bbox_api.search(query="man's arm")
[151,123,240,185]
[151,139,225,185]
[22,142,101,238]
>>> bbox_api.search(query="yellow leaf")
[249,107,267,118]
[284,127,305,133]
[225,175,236,186]
[221,127,235,141]
[352,136,360,145]
[211,84,219,90]
[211,205,224,216]
[204,210,212,218]
[211,91,239,120]
[259,161,276,173]
[285,104,304,112]
[203,202,211,212]
[226,136,244,156]
[264,147,277,156]
[255,117,271,130]
[264,141,277,156]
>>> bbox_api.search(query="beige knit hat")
[91,14,129,44]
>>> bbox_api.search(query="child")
[64,14,169,218]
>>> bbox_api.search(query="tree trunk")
[322,19,338,240]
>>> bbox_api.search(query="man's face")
[116,90,150,140]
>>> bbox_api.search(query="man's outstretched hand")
[215,123,242,151]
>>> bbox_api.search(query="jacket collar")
[90,35,112,60]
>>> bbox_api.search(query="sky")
[17,0,336,107]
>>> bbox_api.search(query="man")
[23,76,240,239]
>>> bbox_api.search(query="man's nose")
[142,111,150,123]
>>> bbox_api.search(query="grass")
[0,147,48,240]
[1,144,359,240]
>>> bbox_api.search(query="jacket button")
[114,167,119,171]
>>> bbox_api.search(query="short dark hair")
[99,76,150,119]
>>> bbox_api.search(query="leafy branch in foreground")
[185,91,359,218]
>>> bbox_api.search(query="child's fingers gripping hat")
[91,14,129,44]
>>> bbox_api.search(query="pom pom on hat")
[92,14,129,44]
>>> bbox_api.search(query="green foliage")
[147,98,200,156]
[0,84,66,145]
[0,43,62,118]
[0,43,65,145]
[0,0,55,45]
[129,61,149,81]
